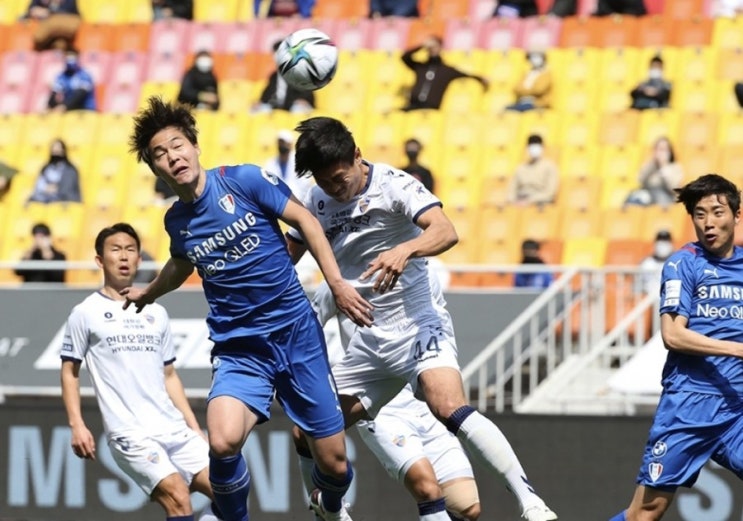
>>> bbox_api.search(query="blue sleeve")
[164,209,187,261]
[229,165,293,219]
[659,252,696,318]
[514,273,526,287]
[297,0,315,17]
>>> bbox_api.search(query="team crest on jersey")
[358,197,370,213]
[147,451,160,464]
[218,194,235,214]
[261,168,279,185]
[392,434,406,447]
[144,314,155,324]
[648,462,663,482]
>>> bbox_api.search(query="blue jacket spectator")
[47,49,96,112]
[514,239,553,289]
[370,0,419,17]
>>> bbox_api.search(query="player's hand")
[71,425,96,460]
[360,245,412,294]
[120,286,155,313]
[330,280,374,327]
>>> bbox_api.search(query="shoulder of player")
[372,163,418,187]
[664,243,702,269]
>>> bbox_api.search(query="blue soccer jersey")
[658,242,743,395]
[165,164,312,341]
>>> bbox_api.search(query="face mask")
[278,143,291,155]
[405,149,419,161]
[529,54,545,68]
[195,56,213,73]
[50,154,64,163]
[648,68,662,80]
[527,144,543,159]
[654,240,673,259]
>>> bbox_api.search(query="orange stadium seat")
[600,206,645,240]
[478,17,523,50]
[521,16,562,51]
[428,0,469,20]
[4,21,36,52]
[605,238,652,266]
[637,15,672,47]
[671,17,713,47]
[598,15,640,48]
[313,0,368,19]
[74,23,114,52]
[717,47,743,81]
[664,0,704,18]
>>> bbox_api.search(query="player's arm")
[281,196,373,326]
[61,360,96,460]
[361,206,458,294]
[661,312,743,356]
[163,363,204,436]
[121,256,194,312]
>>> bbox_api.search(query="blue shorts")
[636,390,743,491]
[207,309,344,439]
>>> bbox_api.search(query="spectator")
[594,0,647,15]
[506,50,552,112]
[514,239,553,289]
[401,36,488,111]
[506,134,559,206]
[152,0,193,20]
[624,136,683,208]
[714,0,743,16]
[630,55,671,110]
[24,0,81,51]
[28,139,82,204]
[494,0,539,17]
[14,223,67,283]
[253,0,315,18]
[638,230,674,295]
[177,50,220,111]
[47,48,96,112]
[370,0,419,17]
[0,160,19,201]
[252,41,315,113]
[263,130,313,199]
[399,138,435,193]
[734,82,743,108]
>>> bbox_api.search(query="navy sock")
[418,497,447,515]
[209,453,251,521]
[166,516,194,521]
[445,405,477,434]
[311,462,354,512]
[609,512,627,521]
[210,501,224,520]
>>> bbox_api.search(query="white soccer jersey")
[289,162,444,322]
[61,292,187,438]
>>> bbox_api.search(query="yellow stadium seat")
[45,203,85,259]
[127,0,153,22]
[716,80,739,113]
[561,237,607,267]
[641,205,693,244]
[480,111,523,150]
[0,0,26,25]
[600,206,645,240]
[137,81,181,109]
[597,82,632,113]
[438,176,482,211]
[559,145,599,179]
[719,112,743,148]
[678,112,718,149]
[440,77,486,114]
[599,175,637,209]
[0,114,23,152]
[597,47,641,89]
[681,145,717,182]
[216,80,258,113]
[478,206,522,244]
[638,109,679,147]
[553,80,599,115]
[194,0,239,21]
[519,110,559,148]
[96,113,137,147]
[362,112,404,165]
[673,82,717,113]
[15,144,50,184]
[559,207,601,239]
[482,48,526,90]
[1,202,48,261]
[558,176,602,211]
[121,204,168,256]
[20,113,63,150]
[713,17,743,50]
[442,49,487,77]
[477,237,520,266]
[717,145,743,185]
[400,110,444,152]
[205,111,252,152]
[676,46,717,84]
[59,111,101,150]
[518,204,562,242]
[717,47,743,82]
[555,47,600,87]
[599,110,639,147]
[557,113,599,150]
[479,168,514,207]
[77,0,129,23]
[440,208,479,264]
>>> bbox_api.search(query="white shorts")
[108,427,209,496]
[356,387,473,484]
[333,309,460,418]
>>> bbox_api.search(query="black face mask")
[278,143,291,155]
[50,154,65,163]
[521,255,544,264]
[405,150,419,161]
[427,56,443,65]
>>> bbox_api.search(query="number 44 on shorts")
[413,327,442,361]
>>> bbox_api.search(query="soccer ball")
[274,28,338,91]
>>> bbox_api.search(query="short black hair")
[650,55,663,66]
[129,96,199,170]
[676,174,741,215]
[31,223,51,236]
[527,134,543,145]
[94,223,141,256]
[294,117,357,177]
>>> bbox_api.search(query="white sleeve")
[387,168,442,223]
[61,306,89,362]
[159,307,176,364]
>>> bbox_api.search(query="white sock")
[455,411,543,511]
[297,453,322,520]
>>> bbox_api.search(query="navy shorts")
[208,309,344,439]
[636,390,743,490]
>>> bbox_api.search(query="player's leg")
[440,478,480,521]
[610,485,673,521]
[151,473,197,519]
[207,350,275,521]
[417,367,556,520]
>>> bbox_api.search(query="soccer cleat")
[309,489,353,521]
[522,504,558,521]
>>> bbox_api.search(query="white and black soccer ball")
[274,28,338,91]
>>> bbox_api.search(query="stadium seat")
[554,80,599,115]
[252,18,309,53]
[470,0,498,20]
[605,239,652,266]
[121,204,167,255]
[716,47,743,82]
[440,77,485,114]
[217,80,257,113]
[638,109,679,147]
[428,0,469,20]
[77,0,128,23]
[20,113,62,150]
[127,0,152,23]
[145,52,186,82]
[137,80,180,108]
[439,176,482,210]
[562,237,608,267]
[559,176,602,211]
[521,16,562,51]
[557,113,600,150]
[0,203,48,265]
[478,235,520,268]
[597,82,634,113]
[368,17,412,51]
[478,17,524,51]
[79,50,113,86]
[637,15,672,47]
[74,22,115,52]
[558,145,599,178]
[677,112,718,149]
[442,19,480,51]
[558,16,600,48]
[186,22,229,54]
[483,49,526,91]
[108,51,147,87]
[0,0,26,25]
[441,112,484,151]
[148,19,191,55]
[194,0,239,21]
[559,207,601,239]
[599,110,639,147]
[556,47,600,86]
[716,80,740,113]
[717,145,743,184]
[205,111,252,152]
[641,205,693,244]
[520,110,560,147]
[598,47,640,89]
[680,145,717,182]
[400,110,444,151]
[674,81,716,113]
[597,14,640,48]
[313,0,368,19]
[665,0,704,18]
[45,203,85,259]
[712,16,743,50]
[637,46,678,80]
[600,207,645,240]
[0,84,29,114]
[215,23,256,55]
[671,17,713,47]
[59,111,101,149]
[0,50,39,91]
[3,20,36,52]
[676,46,717,84]
[518,204,562,242]
[0,113,23,156]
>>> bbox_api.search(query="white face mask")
[527,143,543,159]
[529,54,545,68]
[648,68,662,80]
[654,240,673,259]
[195,56,213,73]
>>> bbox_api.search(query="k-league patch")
[648,462,663,482]
[392,434,406,447]
[147,451,160,464]
[219,193,236,214]
[663,279,681,307]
